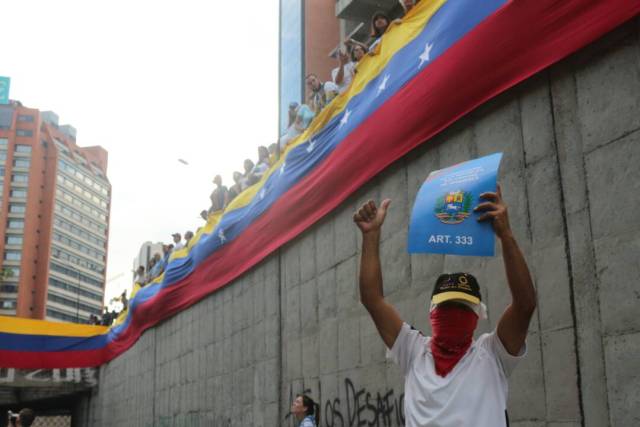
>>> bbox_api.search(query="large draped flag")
[1,0,638,369]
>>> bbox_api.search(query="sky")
[3,0,280,305]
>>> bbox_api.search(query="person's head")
[137,265,145,275]
[290,394,319,422]
[200,209,208,221]
[370,11,390,38]
[213,174,222,186]
[16,408,35,427]
[258,145,269,162]
[399,0,416,13]
[168,244,174,251]
[429,273,485,333]
[184,231,194,242]
[243,159,255,174]
[172,233,181,244]
[232,171,243,183]
[351,44,366,62]
[306,73,322,92]
[153,253,162,262]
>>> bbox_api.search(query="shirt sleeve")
[480,332,527,378]
[300,417,315,427]
[386,323,427,376]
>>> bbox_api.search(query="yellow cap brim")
[431,291,480,306]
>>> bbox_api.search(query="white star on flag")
[259,188,266,200]
[418,42,434,68]
[280,162,286,175]
[339,109,352,128]
[218,229,226,243]
[376,74,390,97]
[306,139,316,153]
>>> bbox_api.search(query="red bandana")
[430,305,478,377]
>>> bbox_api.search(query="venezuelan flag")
[1,0,637,368]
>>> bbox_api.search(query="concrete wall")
[78,19,640,427]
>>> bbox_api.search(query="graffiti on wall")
[0,368,98,388]
[287,378,405,427]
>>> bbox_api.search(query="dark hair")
[19,408,36,427]
[351,44,366,62]
[298,394,320,426]
[258,145,269,160]
[370,11,390,38]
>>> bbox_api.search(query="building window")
[48,277,103,302]
[7,219,24,229]
[8,204,26,214]
[0,152,6,162]
[0,299,17,309]
[16,130,33,137]
[15,144,32,153]
[3,251,21,261]
[0,138,7,148]
[0,167,4,177]
[49,262,103,288]
[11,173,28,183]
[1,266,20,279]
[10,189,27,198]
[47,292,101,316]
[13,158,30,168]
[0,284,18,293]
[17,115,35,123]
[5,235,23,245]
[46,308,82,322]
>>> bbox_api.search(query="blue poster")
[0,77,10,105]
[408,152,503,256]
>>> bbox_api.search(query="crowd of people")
[280,0,419,152]
[94,0,421,329]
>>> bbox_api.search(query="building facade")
[0,102,110,323]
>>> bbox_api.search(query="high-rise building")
[0,101,110,323]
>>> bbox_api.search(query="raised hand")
[353,199,391,234]
[474,184,512,240]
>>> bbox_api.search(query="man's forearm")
[359,230,384,306]
[501,234,536,316]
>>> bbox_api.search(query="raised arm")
[476,185,537,355]
[334,50,348,86]
[353,199,403,349]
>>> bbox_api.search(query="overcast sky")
[3,0,280,304]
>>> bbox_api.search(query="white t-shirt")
[388,323,526,427]
[331,62,356,93]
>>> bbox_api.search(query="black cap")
[431,273,481,305]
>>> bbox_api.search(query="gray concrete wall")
[79,19,640,427]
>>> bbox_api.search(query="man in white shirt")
[353,186,536,427]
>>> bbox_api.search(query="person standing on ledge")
[353,186,536,427]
